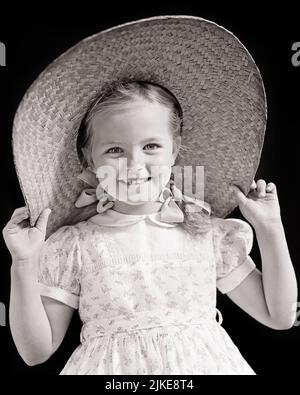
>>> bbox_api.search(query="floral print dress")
[38,209,256,375]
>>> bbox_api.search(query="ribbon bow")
[75,167,211,224]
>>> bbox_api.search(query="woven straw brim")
[12,15,267,238]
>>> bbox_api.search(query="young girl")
[3,16,298,375]
[4,80,298,375]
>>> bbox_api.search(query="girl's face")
[85,100,181,204]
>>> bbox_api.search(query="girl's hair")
[71,80,211,237]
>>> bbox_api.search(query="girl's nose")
[126,150,145,170]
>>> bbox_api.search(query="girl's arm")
[10,257,75,366]
[3,206,74,366]
[227,180,298,329]
[226,221,297,329]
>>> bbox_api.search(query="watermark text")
[0,42,6,66]
[291,42,300,67]
[0,302,6,326]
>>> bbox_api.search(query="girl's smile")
[119,177,151,186]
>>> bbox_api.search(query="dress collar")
[88,207,179,228]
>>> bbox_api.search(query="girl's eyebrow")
[102,138,164,147]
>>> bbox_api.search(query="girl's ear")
[172,135,181,161]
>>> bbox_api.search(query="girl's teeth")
[127,178,149,185]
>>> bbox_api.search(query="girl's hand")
[230,179,281,229]
[2,206,52,263]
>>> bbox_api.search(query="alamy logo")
[293,302,300,327]
[0,42,6,66]
[291,42,300,67]
[0,302,5,326]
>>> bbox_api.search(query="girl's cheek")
[95,157,118,168]
[94,159,121,182]
[152,149,174,163]
[150,166,172,186]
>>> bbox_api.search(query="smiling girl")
[2,16,298,375]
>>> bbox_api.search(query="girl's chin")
[116,191,159,203]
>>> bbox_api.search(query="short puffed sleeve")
[38,225,82,309]
[212,217,256,294]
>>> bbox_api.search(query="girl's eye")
[144,144,161,150]
[106,147,123,154]
[106,144,161,154]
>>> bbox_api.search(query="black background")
[0,2,299,375]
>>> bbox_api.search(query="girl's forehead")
[90,103,171,140]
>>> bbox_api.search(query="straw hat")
[12,15,267,238]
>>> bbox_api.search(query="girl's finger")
[250,180,257,190]
[9,211,29,225]
[11,206,29,218]
[266,182,276,194]
[11,210,29,219]
[256,179,266,197]
[12,206,28,213]
[35,208,52,234]
[5,220,26,233]
[230,184,248,206]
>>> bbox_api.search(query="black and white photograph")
[0,2,299,377]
